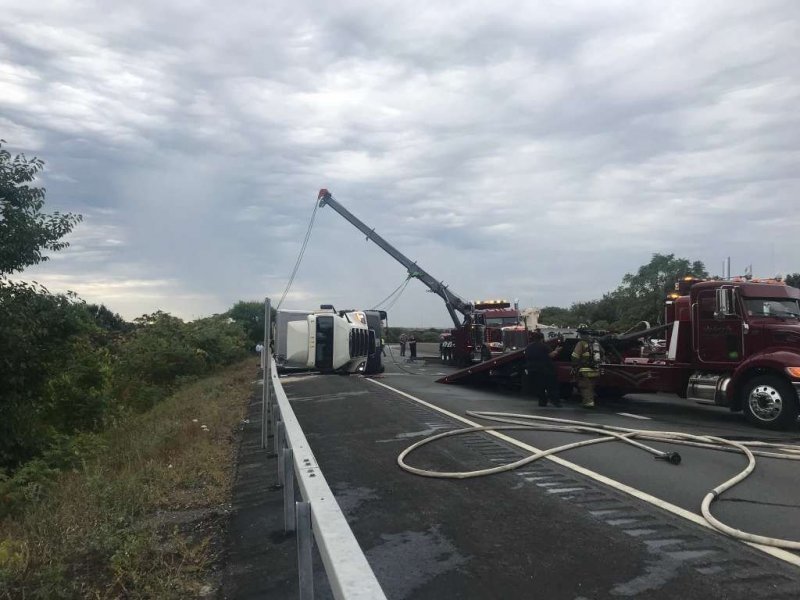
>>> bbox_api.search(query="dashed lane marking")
[617,412,652,420]
[365,378,800,569]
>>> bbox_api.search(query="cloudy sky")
[2,0,798,326]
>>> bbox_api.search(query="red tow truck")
[317,190,526,367]
[439,277,800,430]
[439,300,521,365]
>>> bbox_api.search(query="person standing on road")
[572,331,601,408]
[525,330,562,407]
[399,332,408,357]
[409,334,417,361]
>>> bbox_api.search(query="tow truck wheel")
[742,374,799,429]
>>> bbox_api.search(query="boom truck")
[317,189,517,366]
[438,276,800,429]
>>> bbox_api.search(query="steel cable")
[277,198,319,310]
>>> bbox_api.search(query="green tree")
[0,140,82,275]
[226,300,272,346]
[786,273,800,289]
[84,303,134,333]
[0,281,108,468]
[539,306,577,327]
[111,311,248,411]
[613,253,708,326]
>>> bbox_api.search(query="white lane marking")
[617,412,652,420]
[366,378,800,568]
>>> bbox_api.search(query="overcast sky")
[2,0,798,326]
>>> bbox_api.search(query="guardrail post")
[296,501,313,599]
[284,448,295,532]
[261,298,272,449]
[276,421,285,486]
[272,384,280,444]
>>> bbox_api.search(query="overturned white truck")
[275,306,386,374]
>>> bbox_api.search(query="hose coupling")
[655,452,682,465]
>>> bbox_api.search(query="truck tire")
[742,374,799,429]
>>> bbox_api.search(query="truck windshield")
[485,317,520,326]
[743,298,800,319]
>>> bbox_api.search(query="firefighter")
[572,330,601,408]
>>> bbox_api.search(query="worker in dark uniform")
[525,330,562,407]
[408,334,417,361]
[399,333,408,357]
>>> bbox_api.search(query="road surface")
[274,347,800,599]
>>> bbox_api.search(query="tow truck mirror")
[715,287,736,319]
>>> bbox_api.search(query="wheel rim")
[748,384,783,421]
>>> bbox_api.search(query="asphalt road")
[279,348,800,599]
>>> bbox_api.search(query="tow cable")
[397,411,800,550]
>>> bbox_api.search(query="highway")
[280,344,800,599]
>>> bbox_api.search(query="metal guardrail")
[261,298,387,600]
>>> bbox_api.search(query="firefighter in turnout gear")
[572,331,601,407]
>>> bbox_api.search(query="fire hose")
[397,412,800,550]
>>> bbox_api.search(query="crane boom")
[317,189,472,328]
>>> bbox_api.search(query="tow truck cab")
[474,300,521,357]
[275,306,371,374]
[600,277,800,428]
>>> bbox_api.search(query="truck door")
[695,289,743,364]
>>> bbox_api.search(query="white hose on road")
[397,411,800,550]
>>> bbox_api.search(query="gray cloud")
[2,0,799,324]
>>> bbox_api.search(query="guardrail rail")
[261,297,386,600]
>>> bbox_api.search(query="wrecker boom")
[317,189,472,328]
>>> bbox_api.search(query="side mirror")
[715,287,736,319]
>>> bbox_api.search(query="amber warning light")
[474,299,511,310]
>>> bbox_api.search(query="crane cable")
[397,411,800,550]
[277,197,319,310]
[371,275,412,311]
[381,278,413,312]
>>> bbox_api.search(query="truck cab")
[681,279,800,427]
[275,306,371,374]
[598,277,800,428]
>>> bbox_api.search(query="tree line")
[0,142,262,502]
[540,255,800,332]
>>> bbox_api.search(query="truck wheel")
[742,374,799,429]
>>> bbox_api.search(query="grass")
[0,358,256,599]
